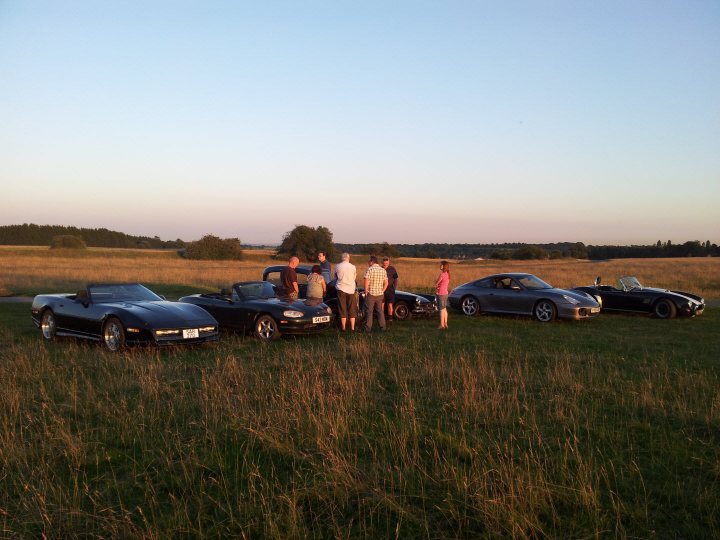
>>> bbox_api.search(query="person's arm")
[321,280,327,294]
[435,273,442,289]
[383,276,388,293]
[293,279,299,294]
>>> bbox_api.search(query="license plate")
[183,328,199,339]
[313,316,330,324]
[590,307,601,313]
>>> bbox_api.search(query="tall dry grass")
[1,246,718,298]
[1,311,718,537]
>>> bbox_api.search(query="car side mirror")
[159,295,167,300]
[594,276,601,286]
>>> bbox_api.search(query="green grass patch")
[1,304,718,537]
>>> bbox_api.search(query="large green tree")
[277,225,335,262]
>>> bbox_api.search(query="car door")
[488,277,528,314]
[57,291,104,337]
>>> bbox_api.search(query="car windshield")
[517,275,553,290]
[618,276,642,291]
[89,284,162,302]
[235,281,277,300]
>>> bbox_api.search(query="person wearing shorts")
[382,257,398,319]
[435,260,450,330]
[334,252,357,331]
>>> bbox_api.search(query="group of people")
[279,251,451,332]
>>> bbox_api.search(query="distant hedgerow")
[50,235,87,249]
[182,234,243,260]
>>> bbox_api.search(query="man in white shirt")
[334,252,357,331]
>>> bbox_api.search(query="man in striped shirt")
[363,255,388,332]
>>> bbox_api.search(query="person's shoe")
[364,327,372,333]
[380,327,387,332]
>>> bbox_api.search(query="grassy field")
[2,246,720,299]
[0,249,718,537]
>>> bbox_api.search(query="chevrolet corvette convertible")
[178,281,335,340]
[262,265,436,321]
[448,273,601,322]
[573,276,705,318]
[31,283,219,351]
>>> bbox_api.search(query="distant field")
[0,300,718,537]
[1,246,718,299]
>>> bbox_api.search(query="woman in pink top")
[435,260,450,329]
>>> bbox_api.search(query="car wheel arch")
[533,299,557,322]
[652,297,677,319]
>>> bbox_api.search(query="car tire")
[40,309,56,341]
[103,317,126,351]
[653,299,677,319]
[534,300,557,322]
[254,315,281,341]
[460,296,480,316]
[393,301,410,321]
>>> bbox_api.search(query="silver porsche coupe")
[448,273,601,322]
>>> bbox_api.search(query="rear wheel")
[103,317,125,351]
[534,300,557,322]
[460,296,480,316]
[40,310,56,341]
[254,315,281,340]
[653,299,677,319]
[393,301,410,321]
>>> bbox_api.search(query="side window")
[474,278,493,288]
[265,272,282,285]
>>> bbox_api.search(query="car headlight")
[326,306,332,314]
[562,294,580,305]
[283,310,304,318]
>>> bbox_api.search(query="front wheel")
[393,301,410,321]
[254,315,281,341]
[534,300,557,322]
[103,317,126,351]
[41,310,56,341]
[653,299,677,319]
[460,296,480,316]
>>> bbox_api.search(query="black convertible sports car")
[178,281,335,340]
[262,265,436,321]
[31,283,219,351]
[573,276,705,319]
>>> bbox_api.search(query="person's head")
[368,255,378,266]
[289,256,299,268]
[382,257,390,269]
[318,251,326,262]
[341,252,350,262]
[311,264,322,275]
[440,260,450,274]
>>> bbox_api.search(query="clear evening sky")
[1,1,718,245]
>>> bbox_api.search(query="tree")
[277,225,335,261]
[50,235,87,249]
[183,235,243,260]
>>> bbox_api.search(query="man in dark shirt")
[318,251,332,283]
[280,256,300,300]
[382,257,399,319]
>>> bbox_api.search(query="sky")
[1,1,718,245]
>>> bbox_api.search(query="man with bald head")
[280,256,300,301]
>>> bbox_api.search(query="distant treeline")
[0,224,185,249]
[336,241,718,260]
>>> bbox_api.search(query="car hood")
[645,287,704,304]
[555,288,599,305]
[115,301,216,326]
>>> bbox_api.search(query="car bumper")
[277,315,336,335]
[681,302,705,317]
[412,302,437,316]
[557,304,601,320]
